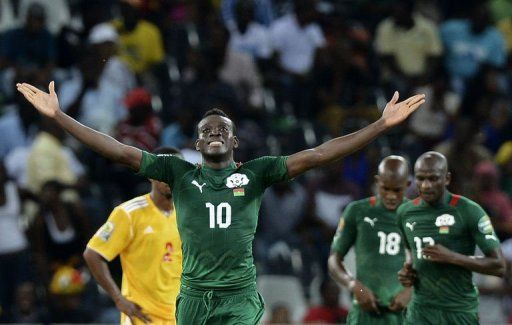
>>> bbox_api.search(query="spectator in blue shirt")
[441,2,506,93]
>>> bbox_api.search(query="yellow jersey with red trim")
[88,194,182,320]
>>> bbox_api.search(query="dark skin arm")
[328,252,380,313]
[286,92,425,178]
[422,244,506,277]
[16,82,141,170]
[83,248,151,323]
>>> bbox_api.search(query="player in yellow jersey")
[83,147,182,325]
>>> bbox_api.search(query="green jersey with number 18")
[397,192,500,312]
[331,196,407,306]
[137,151,289,290]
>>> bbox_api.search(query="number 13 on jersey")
[206,202,232,229]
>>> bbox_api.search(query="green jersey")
[397,192,501,312]
[331,196,406,306]
[137,151,289,290]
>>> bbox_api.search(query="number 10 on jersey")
[206,202,232,228]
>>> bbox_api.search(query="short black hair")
[153,146,181,157]
[202,108,229,119]
[199,108,236,134]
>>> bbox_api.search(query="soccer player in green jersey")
[397,151,506,325]
[16,81,424,324]
[328,155,412,324]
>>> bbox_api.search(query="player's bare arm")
[328,252,380,313]
[398,251,417,287]
[422,244,506,277]
[83,248,152,323]
[286,92,425,178]
[16,82,142,170]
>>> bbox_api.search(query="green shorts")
[176,284,265,325]
[346,304,404,325]
[405,303,478,325]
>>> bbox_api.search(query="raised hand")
[115,294,152,324]
[16,81,60,118]
[352,280,380,314]
[381,91,425,128]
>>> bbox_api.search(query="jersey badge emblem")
[97,221,114,241]
[478,215,494,234]
[226,173,249,196]
[363,217,377,227]
[435,214,455,234]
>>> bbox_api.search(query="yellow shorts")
[121,312,175,325]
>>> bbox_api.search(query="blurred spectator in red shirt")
[303,279,348,324]
[116,88,162,152]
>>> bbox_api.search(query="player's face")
[196,115,238,160]
[376,176,409,210]
[415,168,449,204]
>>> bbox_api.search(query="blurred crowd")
[1,0,512,323]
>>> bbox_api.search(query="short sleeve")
[87,207,132,261]
[136,151,193,187]
[251,156,289,188]
[465,203,500,254]
[331,203,358,256]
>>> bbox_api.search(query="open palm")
[16,81,60,118]
[382,91,425,127]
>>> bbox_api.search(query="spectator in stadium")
[269,0,326,117]
[256,181,308,274]
[112,0,165,75]
[471,161,512,239]
[9,282,48,323]
[398,152,506,324]
[375,0,443,93]
[303,279,348,324]
[28,180,91,286]
[328,156,412,324]
[0,3,56,75]
[434,118,492,194]
[26,118,84,195]
[222,0,274,31]
[84,147,182,324]
[441,2,506,93]
[0,161,34,322]
[495,141,512,197]
[58,23,135,135]
[116,88,161,152]
[228,0,273,63]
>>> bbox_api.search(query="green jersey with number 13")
[397,192,500,312]
[137,152,289,290]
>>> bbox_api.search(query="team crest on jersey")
[435,214,455,234]
[226,173,249,196]
[478,215,494,234]
[96,221,115,241]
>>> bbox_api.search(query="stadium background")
[0,0,512,323]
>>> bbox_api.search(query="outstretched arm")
[422,245,506,277]
[17,82,142,170]
[286,92,425,178]
[83,248,151,323]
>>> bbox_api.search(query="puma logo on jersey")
[192,180,206,193]
[143,226,154,234]
[485,234,498,241]
[406,222,417,231]
[364,217,377,227]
